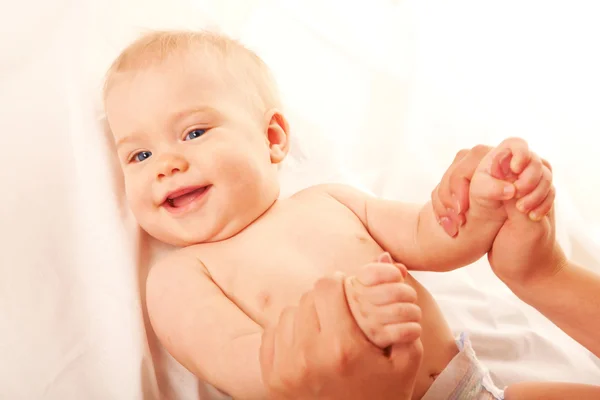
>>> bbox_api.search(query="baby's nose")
[156,154,189,179]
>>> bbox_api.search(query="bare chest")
[199,196,384,326]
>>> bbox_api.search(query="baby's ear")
[264,109,290,164]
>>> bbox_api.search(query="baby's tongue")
[172,189,201,207]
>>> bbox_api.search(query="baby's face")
[105,55,282,246]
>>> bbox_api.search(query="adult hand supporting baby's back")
[259,273,423,400]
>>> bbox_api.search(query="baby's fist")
[345,253,422,349]
[470,137,553,220]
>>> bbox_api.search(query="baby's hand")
[469,137,553,220]
[432,137,560,288]
[344,253,421,350]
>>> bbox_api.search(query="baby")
[104,31,553,399]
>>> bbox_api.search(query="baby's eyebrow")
[169,106,220,125]
[115,133,143,149]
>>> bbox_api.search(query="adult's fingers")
[313,275,361,336]
[294,291,321,346]
[447,145,493,214]
[259,326,276,382]
[276,306,296,358]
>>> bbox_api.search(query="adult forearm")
[511,261,600,359]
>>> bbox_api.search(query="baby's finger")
[356,262,404,286]
[528,185,555,221]
[362,282,417,306]
[499,137,531,175]
[377,252,393,263]
[514,153,544,198]
[371,302,422,325]
[471,171,516,202]
[490,148,518,181]
[446,145,491,214]
[542,158,553,172]
[374,322,422,348]
[516,166,552,213]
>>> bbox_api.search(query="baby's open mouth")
[163,185,210,210]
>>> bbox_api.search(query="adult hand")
[260,273,423,400]
[431,145,492,236]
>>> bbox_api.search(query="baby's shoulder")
[147,248,207,288]
[290,183,372,215]
[290,182,365,202]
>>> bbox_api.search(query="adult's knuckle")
[279,371,296,390]
[330,340,357,374]
[294,352,310,382]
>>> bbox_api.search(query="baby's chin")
[140,218,242,248]
[143,223,207,248]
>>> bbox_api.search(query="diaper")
[421,332,505,400]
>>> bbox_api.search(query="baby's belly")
[406,273,459,399]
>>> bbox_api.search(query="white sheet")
[1,0,599,398]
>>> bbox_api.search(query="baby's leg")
[344,252,421,349]
[505,382,600,399]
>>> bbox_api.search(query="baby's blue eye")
[133,151,152,162]
[185,129,206,141]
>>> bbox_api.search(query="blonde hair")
[103,30,282,113]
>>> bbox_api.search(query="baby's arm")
[326,139,548,271]
[325,184,501,271]
[146,252,266,400]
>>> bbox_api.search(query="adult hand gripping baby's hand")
[432,138,554,236]
[481,139,563,289]
[260,273,423,400]
[432,137,562,289]
[344,253,421,350]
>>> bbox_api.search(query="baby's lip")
[160,185,208,205]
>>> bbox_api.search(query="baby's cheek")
[125,180,152,216]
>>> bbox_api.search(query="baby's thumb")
[377,252,407,280]
[377,252,393,263]
[471,172,516,203]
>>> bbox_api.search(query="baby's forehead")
[104,31,281,125]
